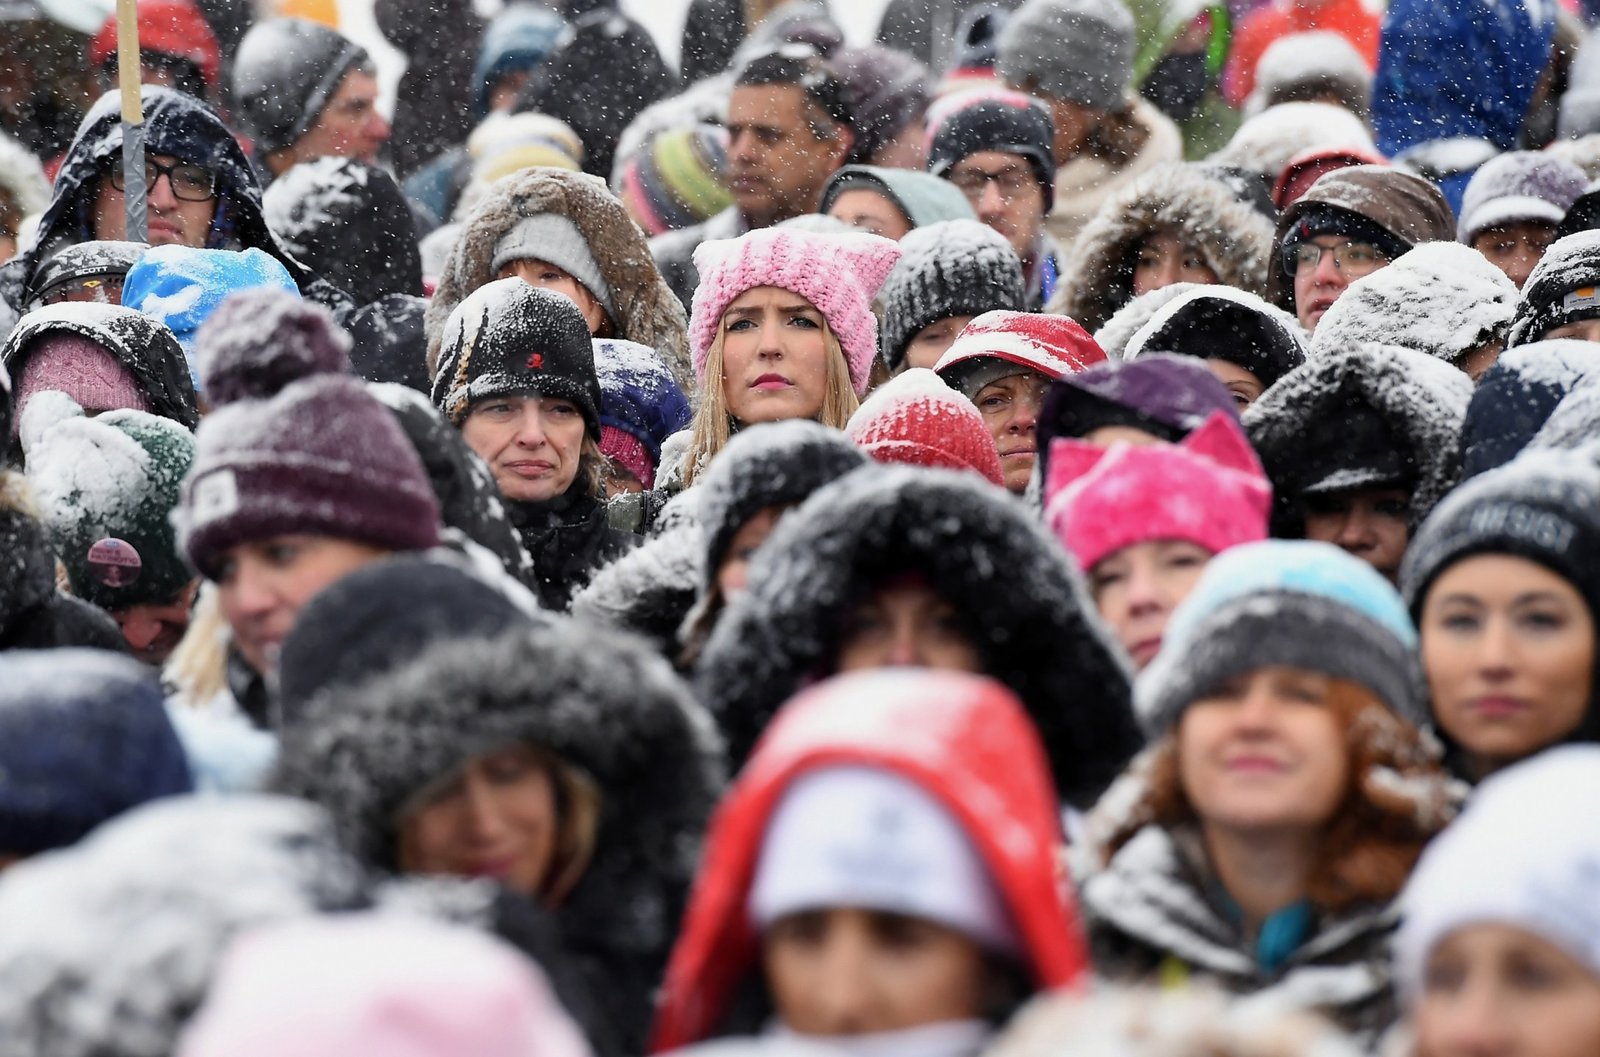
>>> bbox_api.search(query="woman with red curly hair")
[1078,540,1460,1048]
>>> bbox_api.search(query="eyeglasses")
[1287,240,1389,277]
[949,165,1036,202]
[109,158,217,202]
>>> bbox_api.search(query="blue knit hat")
[0,649,193,855]
[1137,539,1425,735]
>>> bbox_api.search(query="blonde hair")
[163,584,231,707]
[680,317,858,488]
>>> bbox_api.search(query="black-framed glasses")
[949,165,1036,202]
[109,158,217,202]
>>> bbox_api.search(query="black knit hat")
[927,88,1056,200]
[878,220,1025,373]
[432,279,602,439]
[1278,202,1412,275]
[1508,231,1600,347]
[231,18,370,154]
[1131,287,1306,390]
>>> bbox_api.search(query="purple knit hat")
[176,290,440,579]
[689,228,902,396]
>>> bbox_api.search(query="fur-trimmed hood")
[1047,163,1274,334]
[1243,344,1472,533]
[424,168,691,390]
[694,464,1142,810]
[273,620,725,1050]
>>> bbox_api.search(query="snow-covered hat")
[1460,341,1600,478]
[749,765,1020,953]
[926,87,1056,199]
[231,17,370,154]
[1508,230,1600,347]
[995,0,1133,112]
[935,310,1107,399]
[1245,31,1371,118]
[1125,285,1306,391]
[847,368,1005,486]
[1137,539,1425,735]
[1045,412,1270,572]
[1457,150,1589,245]
[690,228,902,397]
[178,913,593,1057]
[593,338,691,491]
[877,220,1025,374]
[1396,745,1600,998]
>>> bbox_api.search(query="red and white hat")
[935,311,1107,398]
[846,368,1005,486]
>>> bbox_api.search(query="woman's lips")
[1224,754,1287,774]
[505,460,554,477]
[1129,637,1163,665]
[1467,695,1530,719]
[750,374,793,390]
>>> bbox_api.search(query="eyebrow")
[725,303,820,319]
[1435,591,1572,608]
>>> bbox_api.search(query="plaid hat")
[614,124,732,237]
[926,87,1056,200]
[433,278,602,437]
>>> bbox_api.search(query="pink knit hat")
[15,333,151,429]
[601,424,656,489]
[934,311,1107,398]
[689,227,902,396]
[1043,411,1272,571]
[176,913,594,1057]
[846,368,1004,486]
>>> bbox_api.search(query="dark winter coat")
[273,621,726,1057]
[1460,341,1600,478]
[1048,163,1276,334]
[1243,344,1473,536]
[1265,166,1456,313]
[374,0,485,177]
[510,488,640,612]
[347,294,430,392]
[650,206,747,312]
[876,0,1023,67]
[0,87,342,319]
[695,464,1142,810]
[679,0,749,84]
[1083,824,1401,1046]
[0,505,128,654]
[0,302,199,430]
[425,168,692,390]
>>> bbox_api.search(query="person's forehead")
[728,84,811,122]
[949,151,1030,176]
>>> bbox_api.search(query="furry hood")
[1243,343,1472,532]
[694,464,1141,810]
[1047,163,1274,334]
[424,168,691,391]
[273,619,725,977]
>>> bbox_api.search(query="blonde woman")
[677,226,901,488]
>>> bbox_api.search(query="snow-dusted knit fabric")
[491,213,616,321]
[925,87,1056,199]
[1457,150,1589,244]
[1123,285,1307,391]
[1137,539,1426,734]
[14,333,149,421]
[177,914,594,1057]
[1211,102,1378,183]
[847,368,1005,486]
[1044,412,1271,572]
[1246,31,1371,116]
[1396,746,1600,998]
[935,310,1108,398]
[1460,340,1600,477]
[995,0,1134,112]
[689,228,902,396]
[878,221,1026,374]
[593,338,692,470]
[1508,230,1600,347]
[1310,242,1516,367]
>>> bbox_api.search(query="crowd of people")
[2,0,1600,1053]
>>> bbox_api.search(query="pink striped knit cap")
[1043,411,1272,571]
[690,227,902,396]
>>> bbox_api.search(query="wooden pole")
[116,0,147,243]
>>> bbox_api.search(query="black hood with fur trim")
[272,620,725,1054]
[694,464,1141,810]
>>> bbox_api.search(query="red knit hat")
[845,369,1004,486]
[1043,411,1271,571]
[934,310,1107,398]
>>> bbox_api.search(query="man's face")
[947,150,1047,263]
[1301,486,1411,583]
[725,84,851,228]
[276,69,389,171]
[92,153,218,247]
[1290,235,1391,331]
[113,580,198,666]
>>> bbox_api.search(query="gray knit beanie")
[490,214,617,324]
[878,221,1026,373]
[997,0,1135,112]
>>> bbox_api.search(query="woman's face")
[1131,230,1219,297]
[1416,923,1600,1057]
[1420,555,1595,781]
[715,506,785,602]
[398,744,560,897]
[461,395,587,503]
[1089,539,1212,670]
[763,908,990,1036]
[972,368,1049,494]
[216,534,391,675]
[836,579,982,675]
[902,315,974,373]
[827,188,913,240]
[720,286,832,426]
[1205,358,1265,409]
[1179,666,1349,834]
[498,258,608,334]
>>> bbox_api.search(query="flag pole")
[116,0,147,242]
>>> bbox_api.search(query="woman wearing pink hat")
[679,227,902,487]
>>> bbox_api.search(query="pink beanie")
[1043,411,1272,571]
[689,227,902,396]
[176,913,594,1057]
[846,368,1004,486]
[15,333,151,431]
[601,424,656,489]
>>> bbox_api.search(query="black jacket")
[510,488,640,611]
[0,507,126,653]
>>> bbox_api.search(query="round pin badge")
[87,538,143,587]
